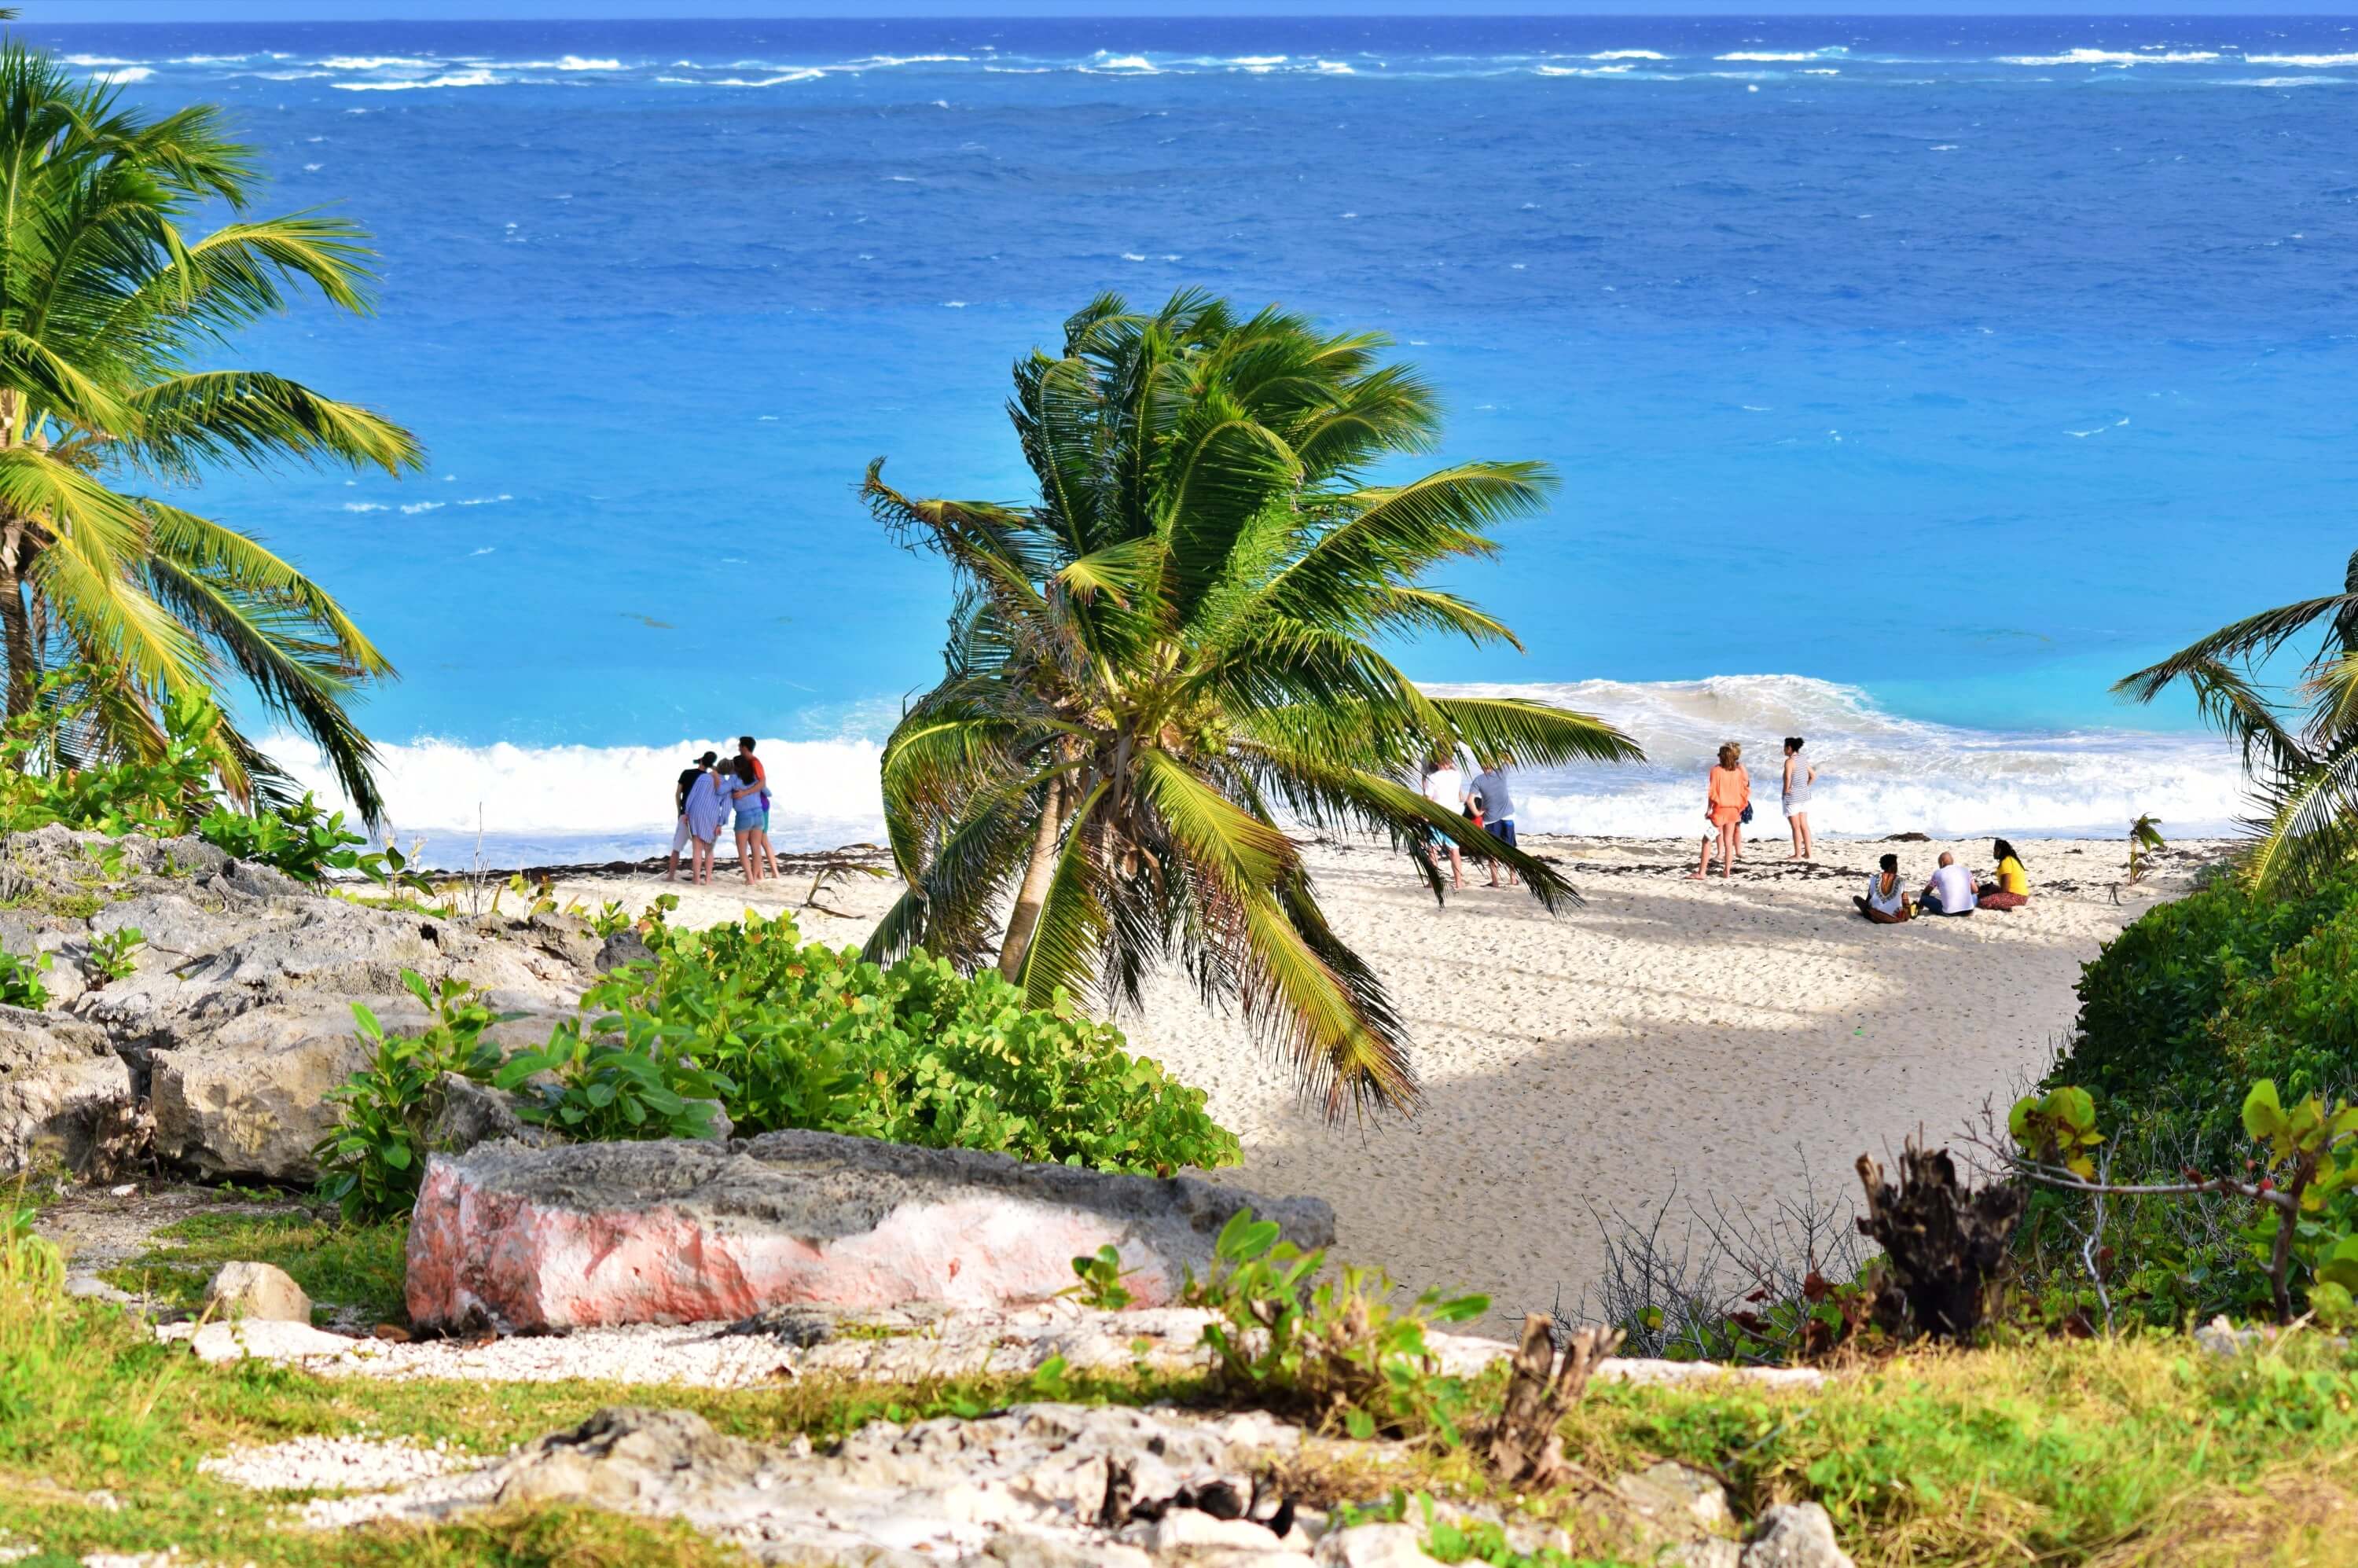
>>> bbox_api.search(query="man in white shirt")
[1920,851,1978,916]
[1420,755,1465,891]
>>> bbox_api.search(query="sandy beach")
[545,832,2227,1336]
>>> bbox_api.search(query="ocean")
[29,13,2355,865]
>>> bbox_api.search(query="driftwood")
[1479,1313,1623,1486]
[1854,1140,2023,1340]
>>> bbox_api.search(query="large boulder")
[0,1005,129,1174]
[406,1129,1337,1334]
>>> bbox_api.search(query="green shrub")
[1185,1206,1488,1444]
[314,974,516,1223]
[620,913,1240,1176]
[2053,872,2358,1107]
[0,948,50,1011]
[494,990,732,1143]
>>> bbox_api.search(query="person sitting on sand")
[1919,850,1978,916]
[667,750,719,882]
[1690,741,1750,881]
[1976,838,2030,910]
[1470,752,1521,888]
[1853,852,1913,924]
[1418,753,1466,891]
[725,755,777,885]
[1781,736,1816,861]
[680,760,730,884]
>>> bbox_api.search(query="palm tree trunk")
[997,774,1064,982]
[0,527,33,725]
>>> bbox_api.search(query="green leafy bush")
[615,913,1239,1176]
[494,983,733,1142]
[313,974,517,1222]
[2054,872,2358,1109]
[1185,1206,1488,1444]
[0,948,53,1011]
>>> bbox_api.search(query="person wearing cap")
[667,751,720,881]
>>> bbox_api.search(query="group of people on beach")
[1413,751,1523,891]
[667,737,777,885]
[1691,736,1818,879]
[1854,842,2030,924]
[1695,736,2033,919]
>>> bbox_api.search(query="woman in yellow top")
[1689,741,1750,881]
[1977,838,2030,910]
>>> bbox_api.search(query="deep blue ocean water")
[28,15,2358,858]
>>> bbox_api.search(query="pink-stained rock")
[405,1130,1335,1334]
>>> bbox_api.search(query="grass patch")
[17,1217,2358,1568]
[99,1210,408,1324]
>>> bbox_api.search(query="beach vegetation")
[82,925,141,984]
[0,46,420,821]
[861,289,1642,1117]
[314,912,1239,1220]
[596,912,1240,1174]
[0,945,49,1009]
[2118,548,2358,894]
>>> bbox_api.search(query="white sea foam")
[318,56,438,70]
[1589,50,1668,61]
[1998,49,2219,66]
[261,676,2251,868]
[1315,61,1354,74]
[1088,53,1159,73]
[1717,52,1813,62]
[172,53,251,64]
[2226,75,2349,86]
[335,70,502,92]
[61,54,140,66]
[340,502,386,513]
[711,71,824,86]
[90,67,154,83]
[2244,53,2358,67]
[1427,675,2248,840]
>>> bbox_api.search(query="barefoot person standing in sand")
[1420,753,1467,891]
[1781,736,1816,861]
[1470,752,1521,888]
[725,755,777,885]
[680,758,729,884]
[667,750,718,881]
[1691,742,1750,880]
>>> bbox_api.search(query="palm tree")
[0,46,421,820]
[861,290,1642,1117]
[2117,548,2358,891]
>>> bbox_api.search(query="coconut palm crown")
[2118,548,2358,892]
[862,289,1642,1117]
[0,46,421,819]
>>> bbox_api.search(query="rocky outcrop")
[405,1131,1339,1334]
[0,826,603,1180]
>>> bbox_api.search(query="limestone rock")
[1314,1523,1447,1567]
[1740,1504,1855,1568]
[594,930,655,972]
[181,1318,361,1364]
[327,1401,1306,1564]
[405,1129,1337,1333]
[1614,1461,1733,1536]
[424,1074,556,1156]
[205,1261,312,1324]
[0,1005,130,1174]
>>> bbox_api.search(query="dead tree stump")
[1855,1140,2024,1341]
[1480,1313,1623,1487]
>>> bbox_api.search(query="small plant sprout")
[2127,813,2165,885]
[86,927,145,986]
[1062,1245,1137,1311]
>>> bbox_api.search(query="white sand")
[547,834,2225,1335]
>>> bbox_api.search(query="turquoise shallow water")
[31,14,2356,858]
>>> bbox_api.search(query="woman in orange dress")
[1690,741,1750,881]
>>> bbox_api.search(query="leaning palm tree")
[863,290,1642,1117]
[2117,548,2358,892]
[0,45,421,820]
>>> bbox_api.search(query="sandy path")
[549,835,2223,1335]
